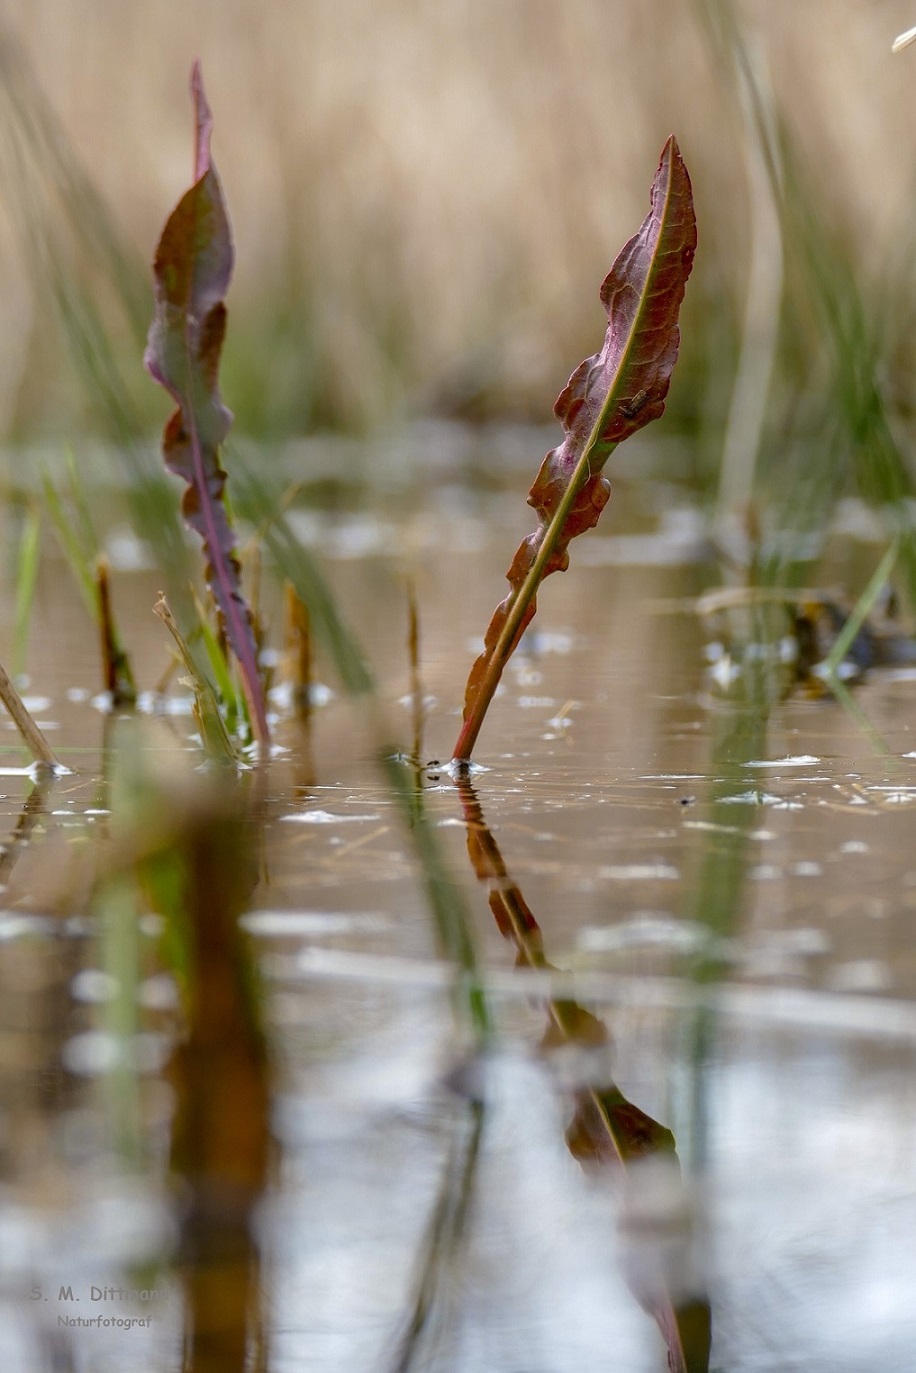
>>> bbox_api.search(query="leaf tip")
[660,134,691,188]
[190,59,214,182]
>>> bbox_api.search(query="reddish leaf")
[454,137,696,761]
[144,62,269,746]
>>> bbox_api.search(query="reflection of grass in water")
[0,773,53,891]
[102,728,270,1372]
[386,1095,485,1373]
[681,632,778,1174]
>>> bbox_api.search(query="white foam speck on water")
[867,787,916,805]
[684,820,775,840]
[105,526,154,571]
[528,630,574,655]
[825,960,892,994]
[20,696,52,713]
[749,864,782,881]
[241,910,388,937]
[62,1031,120,1075]
[0,913,55,940]
[268,680,334,710]
[792,860,823,878]
[577,914,705,953]
[135,691,195,717]
[137,974,180,1010]
[62,1031,171,1076]
[279,810,381,825]
[710,656,742,689]
[643,773,706,781]
[70,970,119,1004]
[597,863,680,881]
[443,758,489,779]
[744,755,820,768]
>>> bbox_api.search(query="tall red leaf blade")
[454,137,696,761]
[144,61,269,746]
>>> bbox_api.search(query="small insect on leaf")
[620,389,649,419]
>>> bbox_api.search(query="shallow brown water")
[2,456,916,1371]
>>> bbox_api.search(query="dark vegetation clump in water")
[3,4,916,1370]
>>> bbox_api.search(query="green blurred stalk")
[12,500,41,680]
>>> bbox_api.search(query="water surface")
[2,446,916,1371]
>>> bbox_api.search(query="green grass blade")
[12,502,41,679]
[41,473,97,615]
[153,595,240,765]
[381,754,491,1044]
[191,588,246,738]
[822,539,899,681]
[232,464,375,698]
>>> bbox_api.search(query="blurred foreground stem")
[0,655,62,770]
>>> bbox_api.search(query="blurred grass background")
[1,0,916,480]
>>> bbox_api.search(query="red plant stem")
[184,380,269,748]
[452,439,615,762]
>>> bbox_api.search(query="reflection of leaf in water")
[456,775,711,1373]
[567,1087,676,1167]
[381,760,491,1373]
[96,722,269,1373]
[154,783,268,1371]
